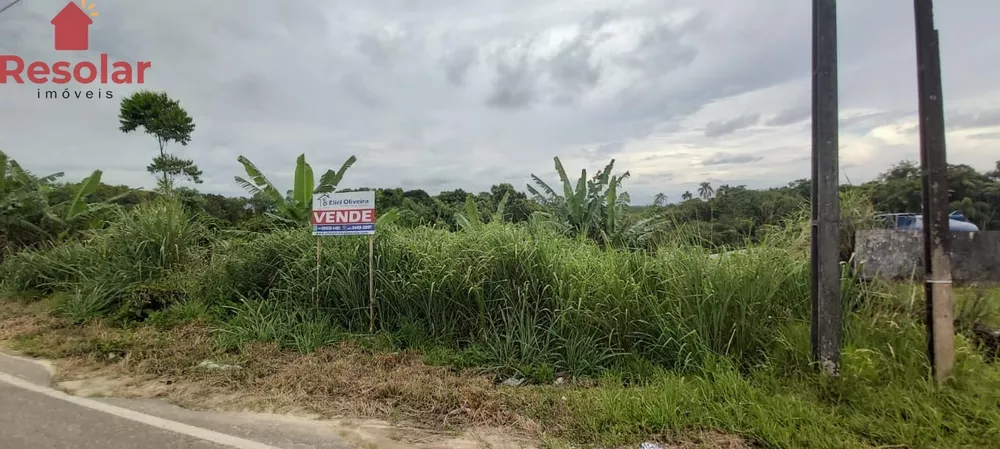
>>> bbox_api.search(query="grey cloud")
[969,131,1000,140]
[484,11,615,110]
[357,33,396,67]
[485,49,540,110]
[443,47,478,86]
[636,171,676,183]
[618,17,700,75]
[355,26,420,70]
[594,142,624,156]
[643,152,694,161]
[704,114,761,138]
[340,72,385,108]
[484,10,702,111]
[1,0,998,203]
[767,106,811,126]
[701,153,764,166]
[580,142,624,161]
[947,110,1000,130]
[400,176,452,189]
[541,10,623,104]
[544,31,602,102]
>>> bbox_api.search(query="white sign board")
[311,191,376,236]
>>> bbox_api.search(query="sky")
[1,0,999,205]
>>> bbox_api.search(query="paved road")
[0,352,352,449]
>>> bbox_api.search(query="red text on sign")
[312,209,375,225]
[0,54,151,84]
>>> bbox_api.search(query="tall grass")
[196,222,818,379]
[1,199,209,320]
[0,200,849,378]
[4,193,1000,448]
[0,194,989,384]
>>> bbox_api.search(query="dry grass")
[0,299,753,448]
[2,303,527,427]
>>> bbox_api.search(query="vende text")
[312,209,375,225]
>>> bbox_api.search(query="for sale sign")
[311,191,376,236]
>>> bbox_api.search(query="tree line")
[4,89,1000,253]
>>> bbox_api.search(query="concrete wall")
[854,230,1000,283]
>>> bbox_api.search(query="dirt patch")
[331,420,537,449]
[0,301,751,448]
[0,301,64,341]
[45,362,542,449]
[653,432,752,449]
[0,303,547,447]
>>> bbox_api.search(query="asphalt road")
[0,352,352,449]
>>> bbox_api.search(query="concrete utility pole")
[913,0,955,382]
[810,0,842,376]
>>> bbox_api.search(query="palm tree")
[653,193,667,207]
[681,191,693,201]
[697,181,716,245]
[698,181,714,201]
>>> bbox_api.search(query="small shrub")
[146,298,215,329]
[57,283,118,324]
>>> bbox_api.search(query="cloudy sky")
[1,0,998,204]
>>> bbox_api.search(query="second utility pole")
[913,0,955,383]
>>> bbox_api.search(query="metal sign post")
[312,191,378,332]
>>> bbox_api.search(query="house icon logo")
[1,0,150,94]
[50,1,99,51]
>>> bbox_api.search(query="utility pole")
[913,0,954,382]
[810,0,842,376]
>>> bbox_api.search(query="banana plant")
[61,169,103,221]
[234,153,357,225]
[48,170,131,239]
[455,191,510,230]
[0,150,63,242]
[527,157,629,238]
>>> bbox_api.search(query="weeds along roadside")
[3,197,1000,448]
[3,197,814,379]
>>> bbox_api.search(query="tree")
[146,154,203,191]
[682,191,693,201]
[987,160,1000,180]
[118,91,198,193]
[698,181,714,201]
[653,193,667,207]
[490,183,535,223]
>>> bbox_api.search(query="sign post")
[311,191,377,331]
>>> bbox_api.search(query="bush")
[1,199,211,319]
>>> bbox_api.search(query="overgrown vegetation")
[3,134,1000,448]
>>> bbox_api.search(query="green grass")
[2,198,1000,448]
